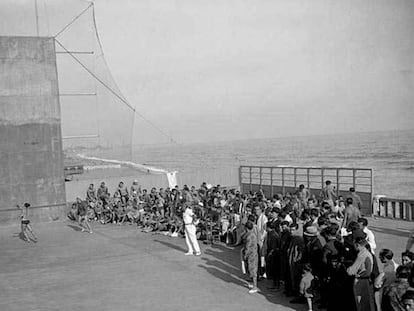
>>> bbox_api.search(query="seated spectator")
[93,200,104,223]
[97,181,110,206]
[67,203,78,221]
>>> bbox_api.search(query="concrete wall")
[0,36,66,225]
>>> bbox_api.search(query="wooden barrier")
[239,165,373,215]
[373,197,414,221]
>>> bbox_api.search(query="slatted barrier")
[373,196,414,221]
[239,165,373,216]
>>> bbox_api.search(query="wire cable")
[54,39,179,145]
[54,3,92,38]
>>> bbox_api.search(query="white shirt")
[183,207,194,225]
[256,213,268,246]
[363,227,376,252]
[284,214,293,225]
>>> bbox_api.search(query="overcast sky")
[1,0,414,144]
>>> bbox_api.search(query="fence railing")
[373,196,414,221]
[239,165,373,215]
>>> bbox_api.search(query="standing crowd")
[68,180,414,311]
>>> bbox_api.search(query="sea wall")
[0,36,66,225]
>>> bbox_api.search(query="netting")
[55,2,135,152]
[0,0,136,156]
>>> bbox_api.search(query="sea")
[70,129,414,201]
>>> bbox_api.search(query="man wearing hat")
[304,225,325,299]
[183,204,201,256]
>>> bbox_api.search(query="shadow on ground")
[67,224,82,231]
[154,239,187,253]
[371,226,408,237]
[12,231,27,242]
[157,236,306,310]
[199,243,306,310]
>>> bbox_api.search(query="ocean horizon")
[72,129,414,200]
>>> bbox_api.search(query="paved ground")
[0,216,411,311]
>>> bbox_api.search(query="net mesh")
[0,0,136,157]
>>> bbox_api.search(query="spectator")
[299,263,315,311]
[347,187,363,210]
[358,217,377,253]
[347,237,375,311]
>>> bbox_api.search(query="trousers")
[185,224,200,253]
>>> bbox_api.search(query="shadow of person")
[201,257,241,276]
[13,231,27,242]
[197,264,247,287]
[154,238,187,253]
[199,241,302,310]
[370,226,408,237]
[67,224,82,232]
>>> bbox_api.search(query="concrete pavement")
[0,216,411,311]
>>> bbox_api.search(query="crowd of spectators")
[68,180,414,311]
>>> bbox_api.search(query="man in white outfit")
[358,217,376,253]
[255,205,268,276]
[183,205,201,256]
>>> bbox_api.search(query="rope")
[34,0,40,36]
[54,3,92,38]
[55,39,135,111]
[43,0,51,36]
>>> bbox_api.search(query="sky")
[1,0,414,144]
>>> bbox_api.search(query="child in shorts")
[299,263,315,311]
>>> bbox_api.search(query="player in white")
[183,204,201,256]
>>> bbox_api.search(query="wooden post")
[370,169,373,212]
[249,167,252,192]
[392,201,396,218]
[238,166,242,193]
[384,200,388,217]
[270,167,274,197]
[352,169,356,189]
[294,168,297,189]
[259,167,262,188]
[411,203,414,221]
[282,167,285,195]
[336,168,340,197]
[307,168,310,189]
[321,168,325,189]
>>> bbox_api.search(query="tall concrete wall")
[0,36,66,225]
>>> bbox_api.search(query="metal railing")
[239,165,373,215]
